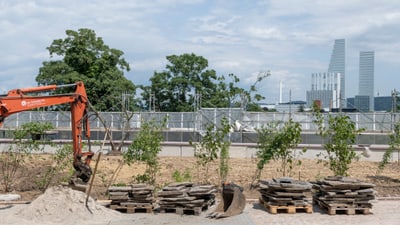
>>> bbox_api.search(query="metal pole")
[85,152,101,208]
[85,129,108,207]
[289,89,292,119]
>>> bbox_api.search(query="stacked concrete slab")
[313,176,376,215]
[157,182,217,215]
[108,184,154,213]
[258,177,313,214]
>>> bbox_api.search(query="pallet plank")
[315,198,371,215]
[259,198,313,214]
[159,206,202,216]
[110,202,153,214]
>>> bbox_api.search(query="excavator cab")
[208,182,246,218]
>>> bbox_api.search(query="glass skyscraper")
[328,39,346,107]
[359,51,375,111]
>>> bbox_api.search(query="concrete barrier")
[0,139,395,163]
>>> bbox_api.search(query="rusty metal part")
[208,182,246,219]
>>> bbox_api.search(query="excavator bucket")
[69,182,87,192]
[67,175,88,192]
[208,182,246,219]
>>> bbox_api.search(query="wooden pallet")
[259,198,313,214]
[159,206,202,216]
[315,199,371,215]
[110,202,153,213]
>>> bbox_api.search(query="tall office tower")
[359,51,375,111]
[328,39,346,107]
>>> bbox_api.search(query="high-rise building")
[328,39,346,107]
[359,51,375,111]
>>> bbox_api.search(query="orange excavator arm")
[0,81,94,183]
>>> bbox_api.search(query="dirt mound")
[15,186,121,224]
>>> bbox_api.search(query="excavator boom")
[0,81,94,183]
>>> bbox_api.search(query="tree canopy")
[36,28,136,111]
[140,53,266,112]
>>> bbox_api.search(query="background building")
[347,97,355,109]
[306,72,340,109]
[275,101,306,112]
[359,51,375,111]
[348,96,393,112]
[354,95,370,112]
[375,96,395,112]
[328,39,346,107]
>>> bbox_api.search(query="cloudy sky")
[1,0,399,103]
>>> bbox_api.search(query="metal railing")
[2,109,399,132]
[0,109,397,144]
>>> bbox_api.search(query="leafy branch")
[253,119,304,186]
[191,117,231,183]
[312,103,364,176]
[378,122,400,171]
[123,117,166,185]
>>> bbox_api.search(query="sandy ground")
[1,188,400,225]
[3,155,400,201]
[0,155,400,225]
[1,186,123,225]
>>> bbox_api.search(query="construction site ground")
[1,197,400,225]
[1,155,400,224]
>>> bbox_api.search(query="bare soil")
[3,154,400,201]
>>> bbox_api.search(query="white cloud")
[246,26,286,41]
[0,0,399,102]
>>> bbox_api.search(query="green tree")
[36,145,73,191]
[229,71,269,111]
[218,118,231,182]
[0,122,54,192]
[378,121,400,171]
[253,119,304,184]
[214,73,266,111]
[191,117,231,183]
[15,122,55,141]
[123,118,166,185]
[313,104,364,176]
[140,53,266,111]
[36,28,136,111]
[140,53,217,111]
[0,145,26,192]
